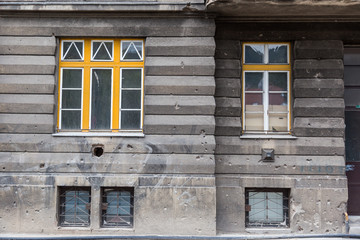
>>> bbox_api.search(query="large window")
[58,39,144,133]
[245,188,289,228]
[242,43,291,134]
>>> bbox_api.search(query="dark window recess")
[102,187,134,227]
[58,187,91,227]
[245,188,289,228]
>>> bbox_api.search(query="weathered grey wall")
[215,22,347,234]
[0,15,217,235]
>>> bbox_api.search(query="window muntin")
[59,187,91,227]
[101,187,134,228]
[57,39,144,133]
[242,43,291,134]
[245,189,289,228]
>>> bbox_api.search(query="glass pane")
[93,42,113,60]
[267,192,284,222]
[122,69,142,88]
[269,45,288,64]
[122,42,141,60]
[121,111,141,129]
[245,45,264,64]
[63,42,82,60]
[269,93,287,106]
[345,111,360,162]
[245,93,263,107]
[62,90,81,109]
[134,42,143,59]
[61,110,81,129]
[121,90,141,109]
[62,69,82,88]
[91,69,112,129]
[269,113,288,132]
[269,72,287,91]
[249,192,266,222]
[245,72,264,91]
[245,113,264,131]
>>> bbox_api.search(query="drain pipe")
[1,234,360,240]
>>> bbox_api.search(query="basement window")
[58,187,91,227]
[101,187,134,228]
[245,188,289,228]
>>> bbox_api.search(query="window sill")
[53,132,145,137]
[240,134,297,139]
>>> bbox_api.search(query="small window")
[57,39,144,133]
[101,187,134,228]
[58,187,91,227]
[242,43,291,134]
[245,188,289,228]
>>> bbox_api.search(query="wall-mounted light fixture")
[261,148,275,162]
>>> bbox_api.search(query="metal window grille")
[245,188,289,228]
[59,187,91,227]
[102,187,134,227]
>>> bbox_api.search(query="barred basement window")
[242,43,291,134]
[58,187,91,227]
[245,188,289,228]
[101,187,134,227]
[58,39,144,133]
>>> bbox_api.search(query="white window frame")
[61,40,84,61]
[89,68,114,130]
[120,40,144,61]
[91,40,114,62]
[59,68,84,130]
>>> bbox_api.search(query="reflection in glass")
[269,45,288,63]
[245,45,264,63]
[91,69,112,129]
[92,42,113,60]
[269,72,287,91]
[245,72,264,91]
[269,93,287,106]
[245,93,263,107]
[63,69,82,88]
[63,41,83,60]
[122,41,142,60]
[61,110,81,129]
[121,111,141,129]
[122,69,142,88]
[121,90,141,109]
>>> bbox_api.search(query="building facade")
[0,0,358,237]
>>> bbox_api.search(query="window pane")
[245,72,263,91]
[61,110,81,129]
[63,41,83,60]
[245,113,264,131]
[93,42,113,60]
[267,192,284,222]
[59,188,90,227]
[121,90,141,109]
[249,192,266,222]
[63,69,82,88]
[269,45,288,64]
[269,113,288,132]
[122,69,142,88]
[62,90,81,109]
[121,111,141,129]
[91,69,112,129]
[269,93,287,106]
[245,93,263,107]
[245,45,264,64]
[269,72,287,91]
[122,41,142,60]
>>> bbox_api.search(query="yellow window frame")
[57,38,145,133]
[242,42,292,133]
